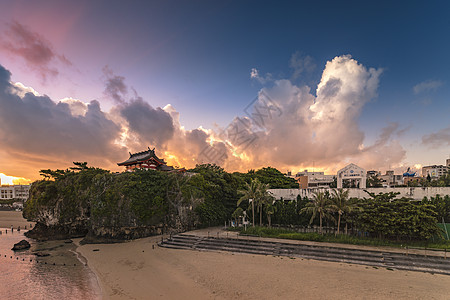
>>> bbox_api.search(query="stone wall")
[268,187,450,201]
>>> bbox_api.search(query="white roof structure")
[337,163,366,189]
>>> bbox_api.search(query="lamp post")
[243,211,247,231]
[250,198,254,227]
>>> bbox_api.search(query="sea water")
[0,228,101,299]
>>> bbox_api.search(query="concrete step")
[159,234,450,275]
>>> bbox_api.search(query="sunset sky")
[1,0,450,184]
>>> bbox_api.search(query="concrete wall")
[268,187,450,201]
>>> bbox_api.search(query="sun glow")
[163,151,182,168]
[0,173,32,185]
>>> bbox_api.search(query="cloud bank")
[422,127,450,147]
[0,65,126,179]
[0,55,408,180]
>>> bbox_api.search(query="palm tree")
[255,182,271,226]
[330,188,351,235]
[265,202,277,228]
[300,191,333,234]
[238,178,262,226]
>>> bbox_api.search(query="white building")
[295,170,335,189]
[0,185,31,201]
[337,163,366,189]
[422,165,447,178]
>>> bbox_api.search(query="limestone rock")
[12,239,31,251]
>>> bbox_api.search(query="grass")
[232,226,450,250]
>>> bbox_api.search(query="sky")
[0,0,449,183]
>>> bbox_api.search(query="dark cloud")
[0,64,126,177]
[120,98,174,147]
[103,66,128,104]
[422,127,450,147]
[102,67,176,150]
[0,21,71,81]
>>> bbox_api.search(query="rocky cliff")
[23,168,187,243]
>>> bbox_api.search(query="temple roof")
[117,147,167,166]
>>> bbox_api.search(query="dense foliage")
[26,163,298,232]
[238,190,445,242]
[355,198,440,240]
[423,195,450,223]
[25,166,109,223]
[24,162,450,243]
[231,167,298,189]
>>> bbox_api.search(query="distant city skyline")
[1,1,449,183]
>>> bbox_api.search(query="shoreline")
[0,211,101,299]
[74,238,106,300]
[78,231,450,300]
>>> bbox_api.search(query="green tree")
[252,167,298,189]
[237,178,263,226]
[70,162,89,171]
[190,164,239,222]
[354,192,441,240]
[300,191,333,234]
[265,202,277,227]
[329,188,358,235]
[255,182,272,226]
[366,175,383,187]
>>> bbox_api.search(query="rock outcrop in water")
[12,239,31,250]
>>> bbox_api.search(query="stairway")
[159,233,450,275]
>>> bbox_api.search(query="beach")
[79,233,450,300]
[3,210,449,299]
[0,210,34,229]
[0,211,101,299]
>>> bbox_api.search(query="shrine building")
[117,147,185,172]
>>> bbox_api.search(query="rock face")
[12,239,31,251]
[22,170,186,243]
[25,222,89,241]
[80,224,166,244]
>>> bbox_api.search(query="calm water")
[0,228,101,299]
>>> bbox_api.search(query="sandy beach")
[0,210,34,229]
[79,233,450,300]
[3,211,448,299]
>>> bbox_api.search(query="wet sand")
[0,211,101,299]
[79,234,450,300]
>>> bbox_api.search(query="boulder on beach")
[12,239,31,251]
[33,252,50,257]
